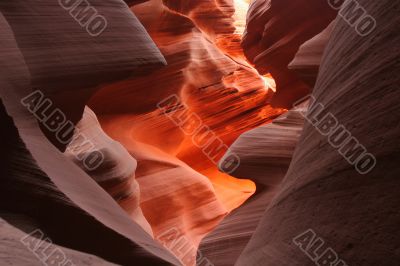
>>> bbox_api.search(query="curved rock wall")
[0,2,179,265]
[65,107,153,235]
[2,0,398,265]
[199,104,306,266]
[289,22,335,87]
[0,0,166,150]
[242,0,337,107]
[88,2,285,262]
[237,0,400,265]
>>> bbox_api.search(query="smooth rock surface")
[0,7,179,266]
[242,0,337,107]
[89,0,284,247]
[237,0,400,265]
[65,107,153,235]
[0,0,166,150]
[289,22,335,87]
[198,104,306,266]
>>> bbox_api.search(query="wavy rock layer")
[65,107,153,235]
[163,0,235,40]
[98,115,228,266]
[0,101,176,265]
[89,1,285,261]
[237,0,400,265]
[219,105,307,185]
[0,0,166,150]
[0,1,282,265]
[0,3,179,265]
[3,1,397,266]
[90,0,285,206]
[242,0,337,107]
[198,104,306,266]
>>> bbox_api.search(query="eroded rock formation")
[88,1,285,261]
[0,0,166,150]
[242,0,337,107]
[236,0,400,265]
[1,1,282,265]
[65,107,153,235]
[289,22,335,87]
[199,103,307,265]
[0,2,179,265]
[1,0,399,265]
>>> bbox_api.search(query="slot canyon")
[0,0,399,266]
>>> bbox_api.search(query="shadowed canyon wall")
[1,0,399,265]
[199,104,307,265]
[235,0,400,265]
[242,0,337,107]
[0,1,180,265]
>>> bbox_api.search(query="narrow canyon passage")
[87,0,285,264]
[1,0,399,265]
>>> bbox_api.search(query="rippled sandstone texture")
[236,0,400,265]
[0,0,283,265]
[0,0,166,150]
[65,107,153,235]
[199,103,307,266]
[1,0,398,265]
[0,1,180,265]
[197,0,337,263]
[89,1,285,262]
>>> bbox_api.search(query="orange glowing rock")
[88,1,284,264]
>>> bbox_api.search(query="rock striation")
[289,22,335,87]
[89,0,284,248]
[0,0,166,150]
[198,103,307,266]
[242,0,337,107]
[236,0,400,265]
[98,115,228,266]
[1,0,398,265]
[65,107,153,235]
[0,2,180,265]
